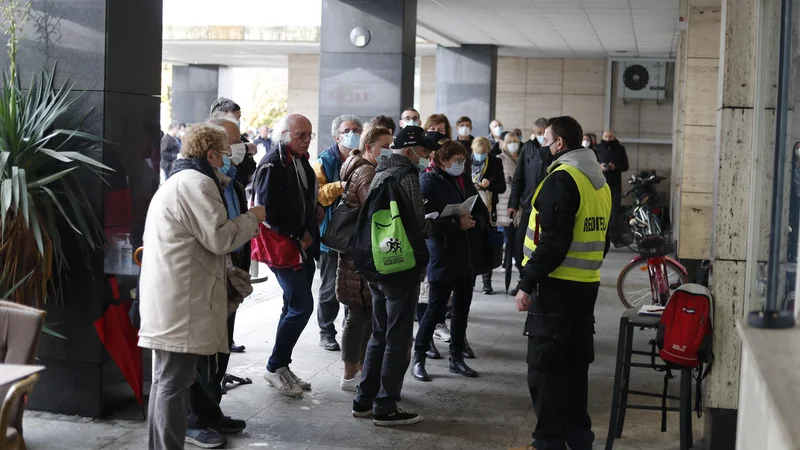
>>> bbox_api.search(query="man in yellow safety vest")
[514,116,611,450]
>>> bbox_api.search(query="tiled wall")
[289,54,674,192]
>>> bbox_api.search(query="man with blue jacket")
[313,114,363,351]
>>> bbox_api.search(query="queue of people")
[139,97,620,449]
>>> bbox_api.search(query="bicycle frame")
[629,255,688,305]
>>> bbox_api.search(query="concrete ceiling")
[162,0,680,67]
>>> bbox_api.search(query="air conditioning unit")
[617,60,669,100]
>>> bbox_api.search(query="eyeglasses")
[294,131,316,141]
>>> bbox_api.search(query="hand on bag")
[480,179,490,189]
[316,205,325,224]
[301,231,313,250]
[459,214,476,230]
[515,290,531,312]
[507,208,517,219]
[248,205,266,223]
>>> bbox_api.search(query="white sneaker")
[263,367,303,397]
[287,368,311,391]
[434,323,451,342]
[340,371,361,392]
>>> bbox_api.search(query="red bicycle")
[617,235,688,308]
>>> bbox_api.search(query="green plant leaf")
[55,151,112,171]
[42,326,67,340]
[39,186,82,235]
[0,269,33,298]
[26,166,77,189]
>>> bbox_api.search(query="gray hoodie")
[548,147,607,190]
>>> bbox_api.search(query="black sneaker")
[209,416,246,434]
[352,400,373,418]
[373,407,420,426]
[320,336,341,351]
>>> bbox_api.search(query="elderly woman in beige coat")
[138,123,264,450]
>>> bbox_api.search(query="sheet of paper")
[440,195,478,218]
[425,211,440,220]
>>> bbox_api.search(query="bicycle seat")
[638,235,665,250]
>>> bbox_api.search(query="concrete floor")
[22,248,702,449]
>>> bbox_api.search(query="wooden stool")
[605,308,694,450]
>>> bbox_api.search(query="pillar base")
[704,407,737,450]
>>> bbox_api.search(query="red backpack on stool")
[655,283,714,422]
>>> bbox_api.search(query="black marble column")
[318,0,416,151]
[0,0,162,416]
[435,44,497,139]
[171,65,221,124]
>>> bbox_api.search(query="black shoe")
[411,354,430,382]
[426,339,442,360]
[373,407,421,426]
[352,400,373,418]
[209,416,246,434]
[449,357,478,378]
[462,337,476,359]
[509,285,520,296]
[319,336,341,351]
[483,284,494,295]
[230,341,245,353]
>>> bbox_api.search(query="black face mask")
[426,131,446,143]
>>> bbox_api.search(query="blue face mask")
[412,148,429,171]
[340,131,360,150]
[473,152,488,163]
[219,155,231,175]
[445,161,464,177]
[380,147,393,159]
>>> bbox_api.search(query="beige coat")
[138,168,259,355]
[496,151,520,227]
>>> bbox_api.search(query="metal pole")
[765,0,794,311]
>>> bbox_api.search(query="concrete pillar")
[419,55,437,121]
[435,45,497,139]
[676,0,721,262]
[318,0,417,151]
[670,0,689,246]
[287,54,321,157]
[0,0,163,416]
[171,64,236,124]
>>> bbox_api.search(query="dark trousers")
[504,225,522,275]
[415,277,473,357]
[318,251,340,338]
[187,312,237,429]
[515,210,532,272]
[355,276,419,416]
[268,258,316,372]
[526,278,598,450]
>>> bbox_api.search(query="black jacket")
[470,154,506,223]
[231,180,252,271]
[420,169,473,283]
[508,139,551,213]
[255,145,320,258]
[595,139,629,187]
[519,148,610,294]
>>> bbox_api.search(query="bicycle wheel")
[617,258,688,309]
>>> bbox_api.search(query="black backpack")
[350,166,429,282]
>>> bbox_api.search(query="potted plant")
[0,0,110,309]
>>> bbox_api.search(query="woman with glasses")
[412,140,481,382]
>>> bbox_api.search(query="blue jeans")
[267,258,316,372]
[355,275,419,416]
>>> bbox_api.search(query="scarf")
[170,157,228,211]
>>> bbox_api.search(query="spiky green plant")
[0,0,111,308]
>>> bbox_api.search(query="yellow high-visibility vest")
[522,163,611,283]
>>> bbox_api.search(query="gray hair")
[273,115,291,145]
[330,114,363,139]
[533,117,548,129]
[206,111,238,127]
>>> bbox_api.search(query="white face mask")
[403,120,420,128]
[230,143,247,164]
[507,142,520,153]
[492,125,503,136]
[582,140,591,149]
[536,136,545,144]
[458,126,470,137]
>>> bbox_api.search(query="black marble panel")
[0,0,107,91]
[320,0,416,56]
[317,53,414,150]
[106,0,163,95]
[171,65,220,124]
[28,357,103,417]
[435,45,498,140]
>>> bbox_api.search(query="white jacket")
[138,168,259,355]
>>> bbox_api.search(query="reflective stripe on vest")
[522,163,612,283]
